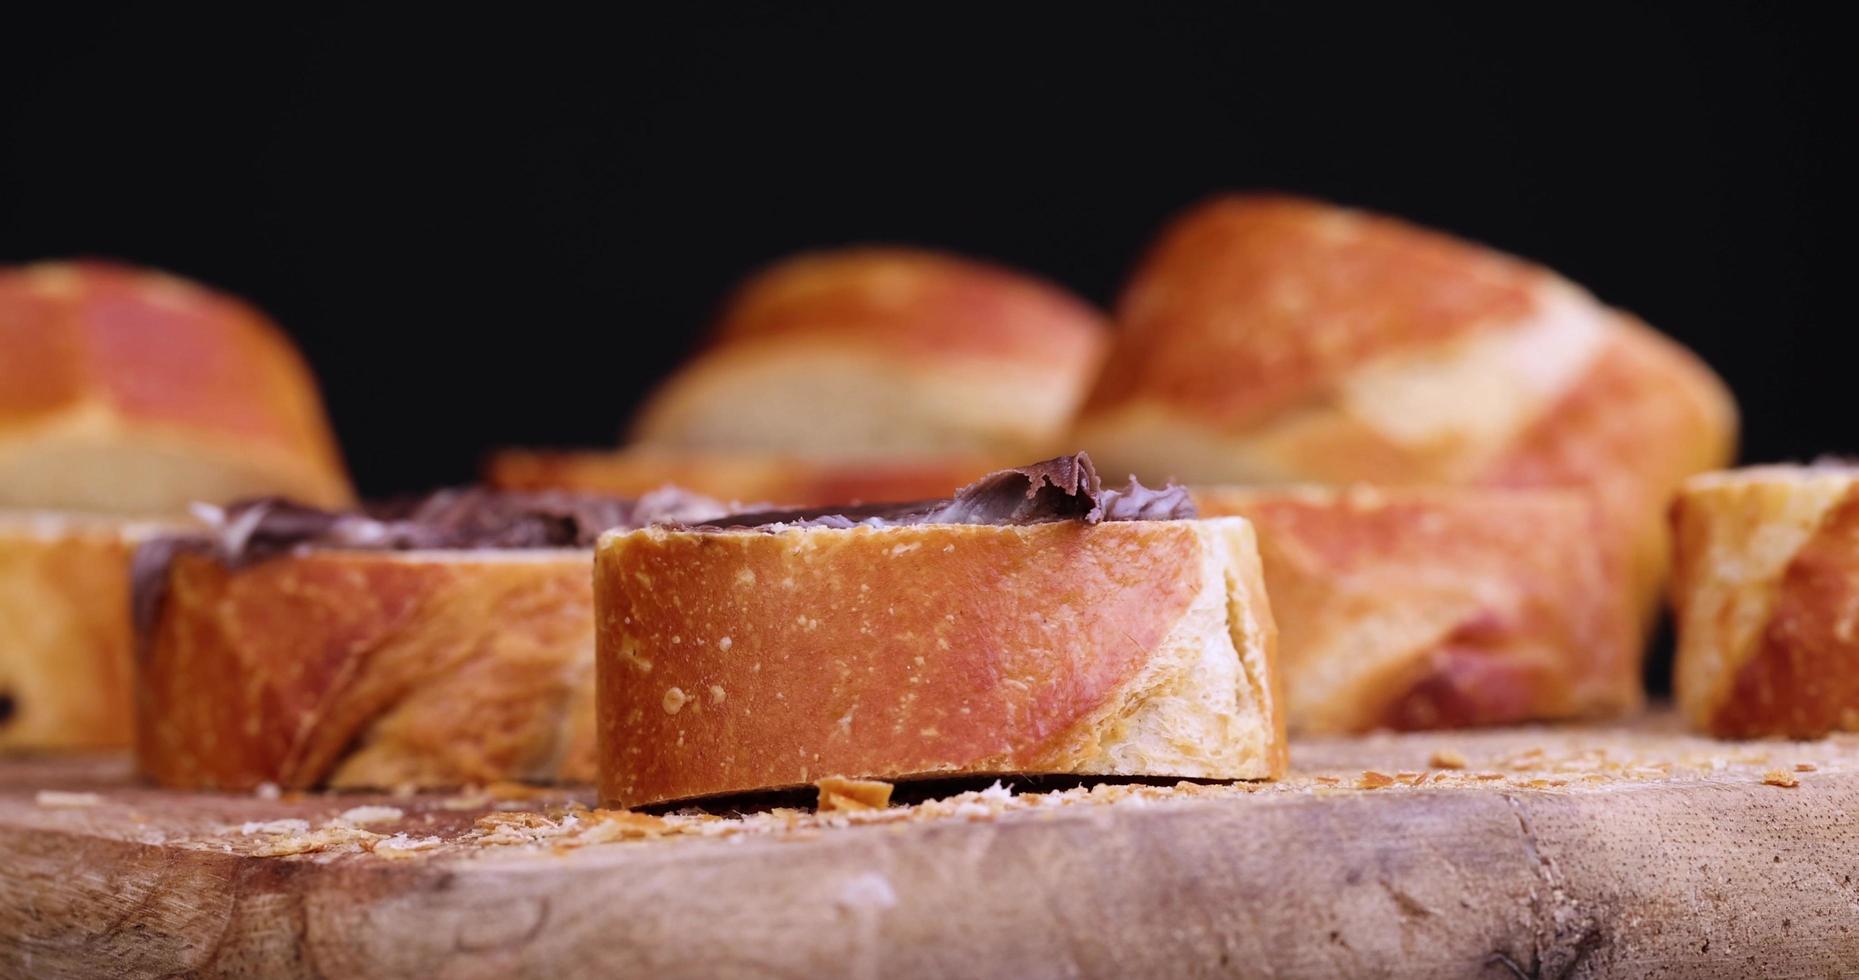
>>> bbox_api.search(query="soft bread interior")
[0,431,350,515]
[1043,518,1282,778]
[630,342,1082,459]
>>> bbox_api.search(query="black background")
[2,6,1846,498]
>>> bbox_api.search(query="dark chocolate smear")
[130,486,724,647]
[695,453,1195,530]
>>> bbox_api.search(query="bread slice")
[0,260,351,515]
[0,514,175,750]
[593,455,1283,808]
[629,247,1107,460]
[134,490,722,789]
[1195,485,1638,733]
[1072,195,1736,623]
[138,548,602,789]
[485,448,1008,508]
[1672,465,1859,738]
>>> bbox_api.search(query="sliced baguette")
[0,515,175,749]
[137,548,601,789]
[0,260,351,515]
[1073,195,1735,624]
[1196,485,1638,733]
[1672,464,1859,738]
[629,247,1107,460]
[594,517,1283,808]
[2,260,351,750]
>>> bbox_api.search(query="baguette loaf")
[629,247,1107,460]
[0,260,351,514]
[594,455,1284,808]
[135,489,721,789]
[1072,195,1736,621]
[1195,485,1638,733]
[485,448,1005,508]
[1672,465,1859,738]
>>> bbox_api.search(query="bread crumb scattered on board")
[1763,770,1800,788]
[34,790,103,808]
[1358,771,1394,789]
[816,775,895,812]
[240,818,311,836]
[372,833,443,859]
[334,805,405,825]
[1428,749,1469,770]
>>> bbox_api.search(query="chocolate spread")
[130,487,724,641]
[694,453,1195,530]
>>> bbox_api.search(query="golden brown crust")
[1194,486,1639,733]
[628,248,1108,459]
[1672,467,1859,738]
[1481,319,1737,619]
[1073,196,1736,624]
[485,449,1004,508]
[0,260,351,513]
[1082,194,1551,425]
[594,519,1283,807]
[137,549,598,789]
[708,246,1107,366]
[0,518,147,750]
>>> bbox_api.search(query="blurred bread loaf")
[594,455,1283,808]
[1073,195,1736,617]
[135,490,722,789]
[1196,485,1637,733]
[1,260,351,750]
[1672,464,1859,738]
[486,448,1003,509]
[0,260,351,515]
[629,247,1108,460]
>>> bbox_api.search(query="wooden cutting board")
[4,716,1856,979]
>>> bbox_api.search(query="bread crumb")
[250,825,383,857]
[816,775,894,812]
[573,810,672,843]
[372,834,442,859]
[333,805,405,826]
[663,686,688,715]
[1429,749,1469,770]
[1763,770,1800,788]
[254,782,281,801]
[1358,771,1395,789]
[1795,763,1818,773]
[710,684,727,705]
[240,818,311,836]
[34,790,103,808]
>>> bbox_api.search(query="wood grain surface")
[4,716,1856,979]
